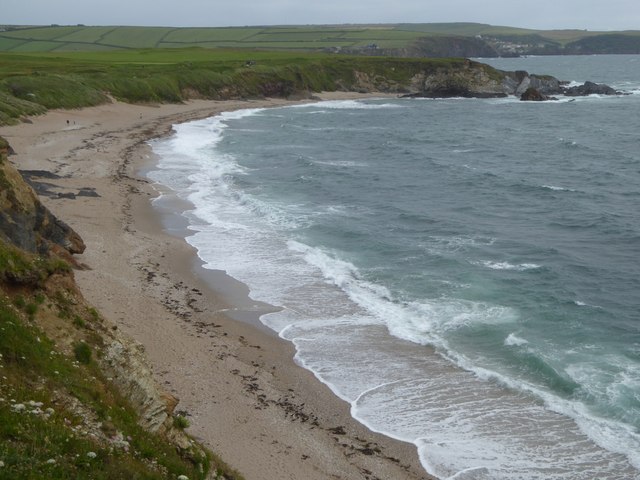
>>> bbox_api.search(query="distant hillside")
[1,23,639,56]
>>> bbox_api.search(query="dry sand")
[1,95,434,480]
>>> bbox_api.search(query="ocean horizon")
[149,55,640,479]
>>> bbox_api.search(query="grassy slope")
[1,23,639,53]
[0,241,220,479]
[0,146,244,478]
[0,48,473,125]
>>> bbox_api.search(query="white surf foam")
[290,99,402,110]
[474,260,541,271]
[542,184,576,192]
[505,333,529,346]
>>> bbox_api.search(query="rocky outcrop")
[400,63,620,100]
[398,61,568,99]
[563,81,618,96]
[0,138,195,453]
[101,338,180,435]
[502,70,563,96]
[520,87,558,101]
[403,59,511,98]
[333,60,621,101]
[0,148,85,257]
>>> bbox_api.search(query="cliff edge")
[0,138,237,479]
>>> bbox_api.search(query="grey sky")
[4,0,639,31]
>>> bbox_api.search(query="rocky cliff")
[0,141,85,260]
[0,139,224,479]
[391,60,564,98]
[340,32,640,58]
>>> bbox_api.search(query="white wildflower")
[86,452,97,459]
[0,460,5,467]
[11,403,25,413]
[46,458,56,465]
[177,475,189,480]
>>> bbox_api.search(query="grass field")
[0,47,477,125]
[2,23,638,53]
[0,25,408,51]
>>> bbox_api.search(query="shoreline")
[0,95,434,480]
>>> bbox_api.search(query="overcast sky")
[4,0,639,31]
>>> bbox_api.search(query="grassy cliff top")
[0,48,491,125]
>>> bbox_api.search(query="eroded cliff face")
[393,61,564,98]
[408,60,508,97]
[0,145,85,259]
[502,70,563,96]
[0,138,201,461]
[345,60,507,97]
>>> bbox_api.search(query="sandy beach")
[0,95,433,480]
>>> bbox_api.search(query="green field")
[0,25,417,51]
[0,47,478,125]
[2,23,637,53]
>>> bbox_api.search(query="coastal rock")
[502,70,529,94]
[406,59,509,98]
[0,146,85,256]
[563,81,618,96]
[0,137,206,465]
[526,74,562,95]
[503,70,562,96]
[402,62,566,99]
[0,139,180,439]
[101,338,177,434]
[520,87,557,101]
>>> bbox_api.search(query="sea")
[148,55,640,480]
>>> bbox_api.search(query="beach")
[0,95,432,480]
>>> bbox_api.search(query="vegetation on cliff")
[0,49,507,125]
[0,141,242,479]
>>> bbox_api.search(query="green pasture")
[3,23,636,53]
[98,26,175,48]
[0,24,428,51]
[160,27,264,43]
[53,26,118,43]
